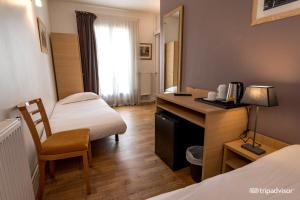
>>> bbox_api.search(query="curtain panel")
[75,11,99,94]
[94,17,139,106]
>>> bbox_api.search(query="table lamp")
[241,86,278,155]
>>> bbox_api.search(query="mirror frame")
[163,5,184,92]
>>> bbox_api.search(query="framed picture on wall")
[37,17,48,53]
[139,43,152,60]
[252,0,300,25]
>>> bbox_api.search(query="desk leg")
[222,147,228,173]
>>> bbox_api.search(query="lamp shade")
[241,86,278,107]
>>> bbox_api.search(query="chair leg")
[115,134,119,142]
[38,160,46,200]
[49,161,55,179]
[88,142,92,166]
[82,152,91,194]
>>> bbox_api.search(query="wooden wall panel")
[50,33,84,100]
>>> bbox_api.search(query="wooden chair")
[17,98,92,200]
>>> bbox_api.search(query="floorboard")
[44,104,194,200]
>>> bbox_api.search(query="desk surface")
[157,93,224,114]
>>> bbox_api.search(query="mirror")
[163,5,183,93]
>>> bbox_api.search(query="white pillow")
[59,92,99,105]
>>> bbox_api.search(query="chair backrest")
[17,98,52,153]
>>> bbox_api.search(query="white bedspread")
[50,99,127,141]
[149,145,300,200]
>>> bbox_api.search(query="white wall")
[48,0,158,100]
[0,0,57,173]
[155,15,161,34]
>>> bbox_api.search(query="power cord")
[239,106,261,147]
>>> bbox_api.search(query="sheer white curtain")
[94,17,139,106]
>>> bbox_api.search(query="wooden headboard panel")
[50,33,84,100]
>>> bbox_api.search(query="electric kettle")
[226,82,244,104]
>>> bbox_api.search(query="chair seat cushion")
[41,129,90,155]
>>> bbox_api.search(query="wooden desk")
[156,88,248,180]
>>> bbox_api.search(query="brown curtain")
[75,11,99,94]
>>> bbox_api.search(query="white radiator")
[139,72,152,96]
[0,119,35,200]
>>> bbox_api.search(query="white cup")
[207,91,217,101]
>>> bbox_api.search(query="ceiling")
[59,0,160,13]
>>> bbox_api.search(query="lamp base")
[241,143,266,155]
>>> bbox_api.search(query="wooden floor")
[44,104,194,200]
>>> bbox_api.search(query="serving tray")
[194,98,247,109]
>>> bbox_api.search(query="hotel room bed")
[149,145,300,200]
[50,95,127,141]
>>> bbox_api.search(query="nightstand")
[222,132,288,173]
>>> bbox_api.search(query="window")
[94,18,138,106]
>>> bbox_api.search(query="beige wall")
[0,0,57,173]
[164,17,179,43]
[48,0,157,100]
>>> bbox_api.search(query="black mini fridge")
[155,111,204,170]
